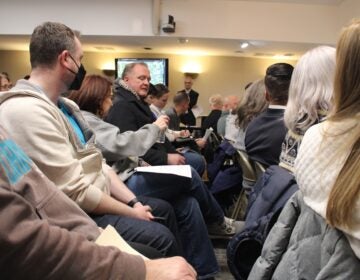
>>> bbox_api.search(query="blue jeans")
[126,167,224,277]
[91,196,180,257]
[183,150,205,176]
[173,196,219,278]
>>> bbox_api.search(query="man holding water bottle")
[105,62,241,279]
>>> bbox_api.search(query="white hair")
[209,94,223,108]
[284,46,336,133]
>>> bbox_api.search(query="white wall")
[0,0,153,36]
[0,0,358,45]
[339,0,360,27]
[161,0,340,44]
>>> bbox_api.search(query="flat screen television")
[115,58,169,86]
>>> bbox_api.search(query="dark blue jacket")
[245,108,287,166]
[227,165,298,280]
[207,140,242,194]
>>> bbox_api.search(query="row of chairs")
[231,149,266,220]
[176,128,266,221]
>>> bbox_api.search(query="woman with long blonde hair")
[295,19,360,258]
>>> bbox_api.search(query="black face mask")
[67,54,86,90]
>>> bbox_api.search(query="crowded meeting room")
[0,0,359,279]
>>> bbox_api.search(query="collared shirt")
[149,104,164,118]
[268,104,287,110]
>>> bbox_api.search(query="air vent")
[94,46,116,51]
[235,50,244,53]
[254,53,274,57]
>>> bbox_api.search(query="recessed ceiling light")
[240,42,249,49]
[178,38,189,44]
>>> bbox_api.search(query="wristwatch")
[127,197,140,208]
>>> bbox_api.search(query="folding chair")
[231,150,257,220]
[253,160,266,178]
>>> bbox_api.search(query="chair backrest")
[236,150,257,188]
[253,161,266,178]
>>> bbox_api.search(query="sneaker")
[207,217,238,237]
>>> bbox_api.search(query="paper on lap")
[202,127,214,141]
[134,165,192,178]
[95,225,148,260]
[191,105,203,118]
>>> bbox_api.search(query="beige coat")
[0,125,146,279]
[0,80,110,212]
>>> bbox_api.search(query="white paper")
[95,225,148,260]
[134,165,192,178]
[191,104,203,117]
[202,127,214,141]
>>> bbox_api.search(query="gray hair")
[121,62,148,79]
[284,46,336,133]
[236,79,268,129]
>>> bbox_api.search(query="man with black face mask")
[65,52,86,90]
[0,22,198,278]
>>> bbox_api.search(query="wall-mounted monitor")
[115,58,169,86]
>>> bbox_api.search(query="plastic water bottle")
[157,130,166,143]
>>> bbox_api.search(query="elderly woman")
[234,79,268,150]
[280,46,335,172]
[246,22,360,280]
[202,94,223,134]
[295,20,360,259]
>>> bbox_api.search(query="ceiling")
[0,0,342,59]
[0,34,328,60]
[226,0,344,5]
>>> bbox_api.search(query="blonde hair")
[209,94,223,109]
[326,19,360,229]
[284,46,335,133]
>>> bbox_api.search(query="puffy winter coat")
[227,165,298,279]
[248,192,360,279]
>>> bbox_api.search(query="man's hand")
[131,203,154,221]
[145,257,197,280]
[179,130,190,137]
[167,153,186,165]
[195,138,206,149]
[153,115,169,131]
